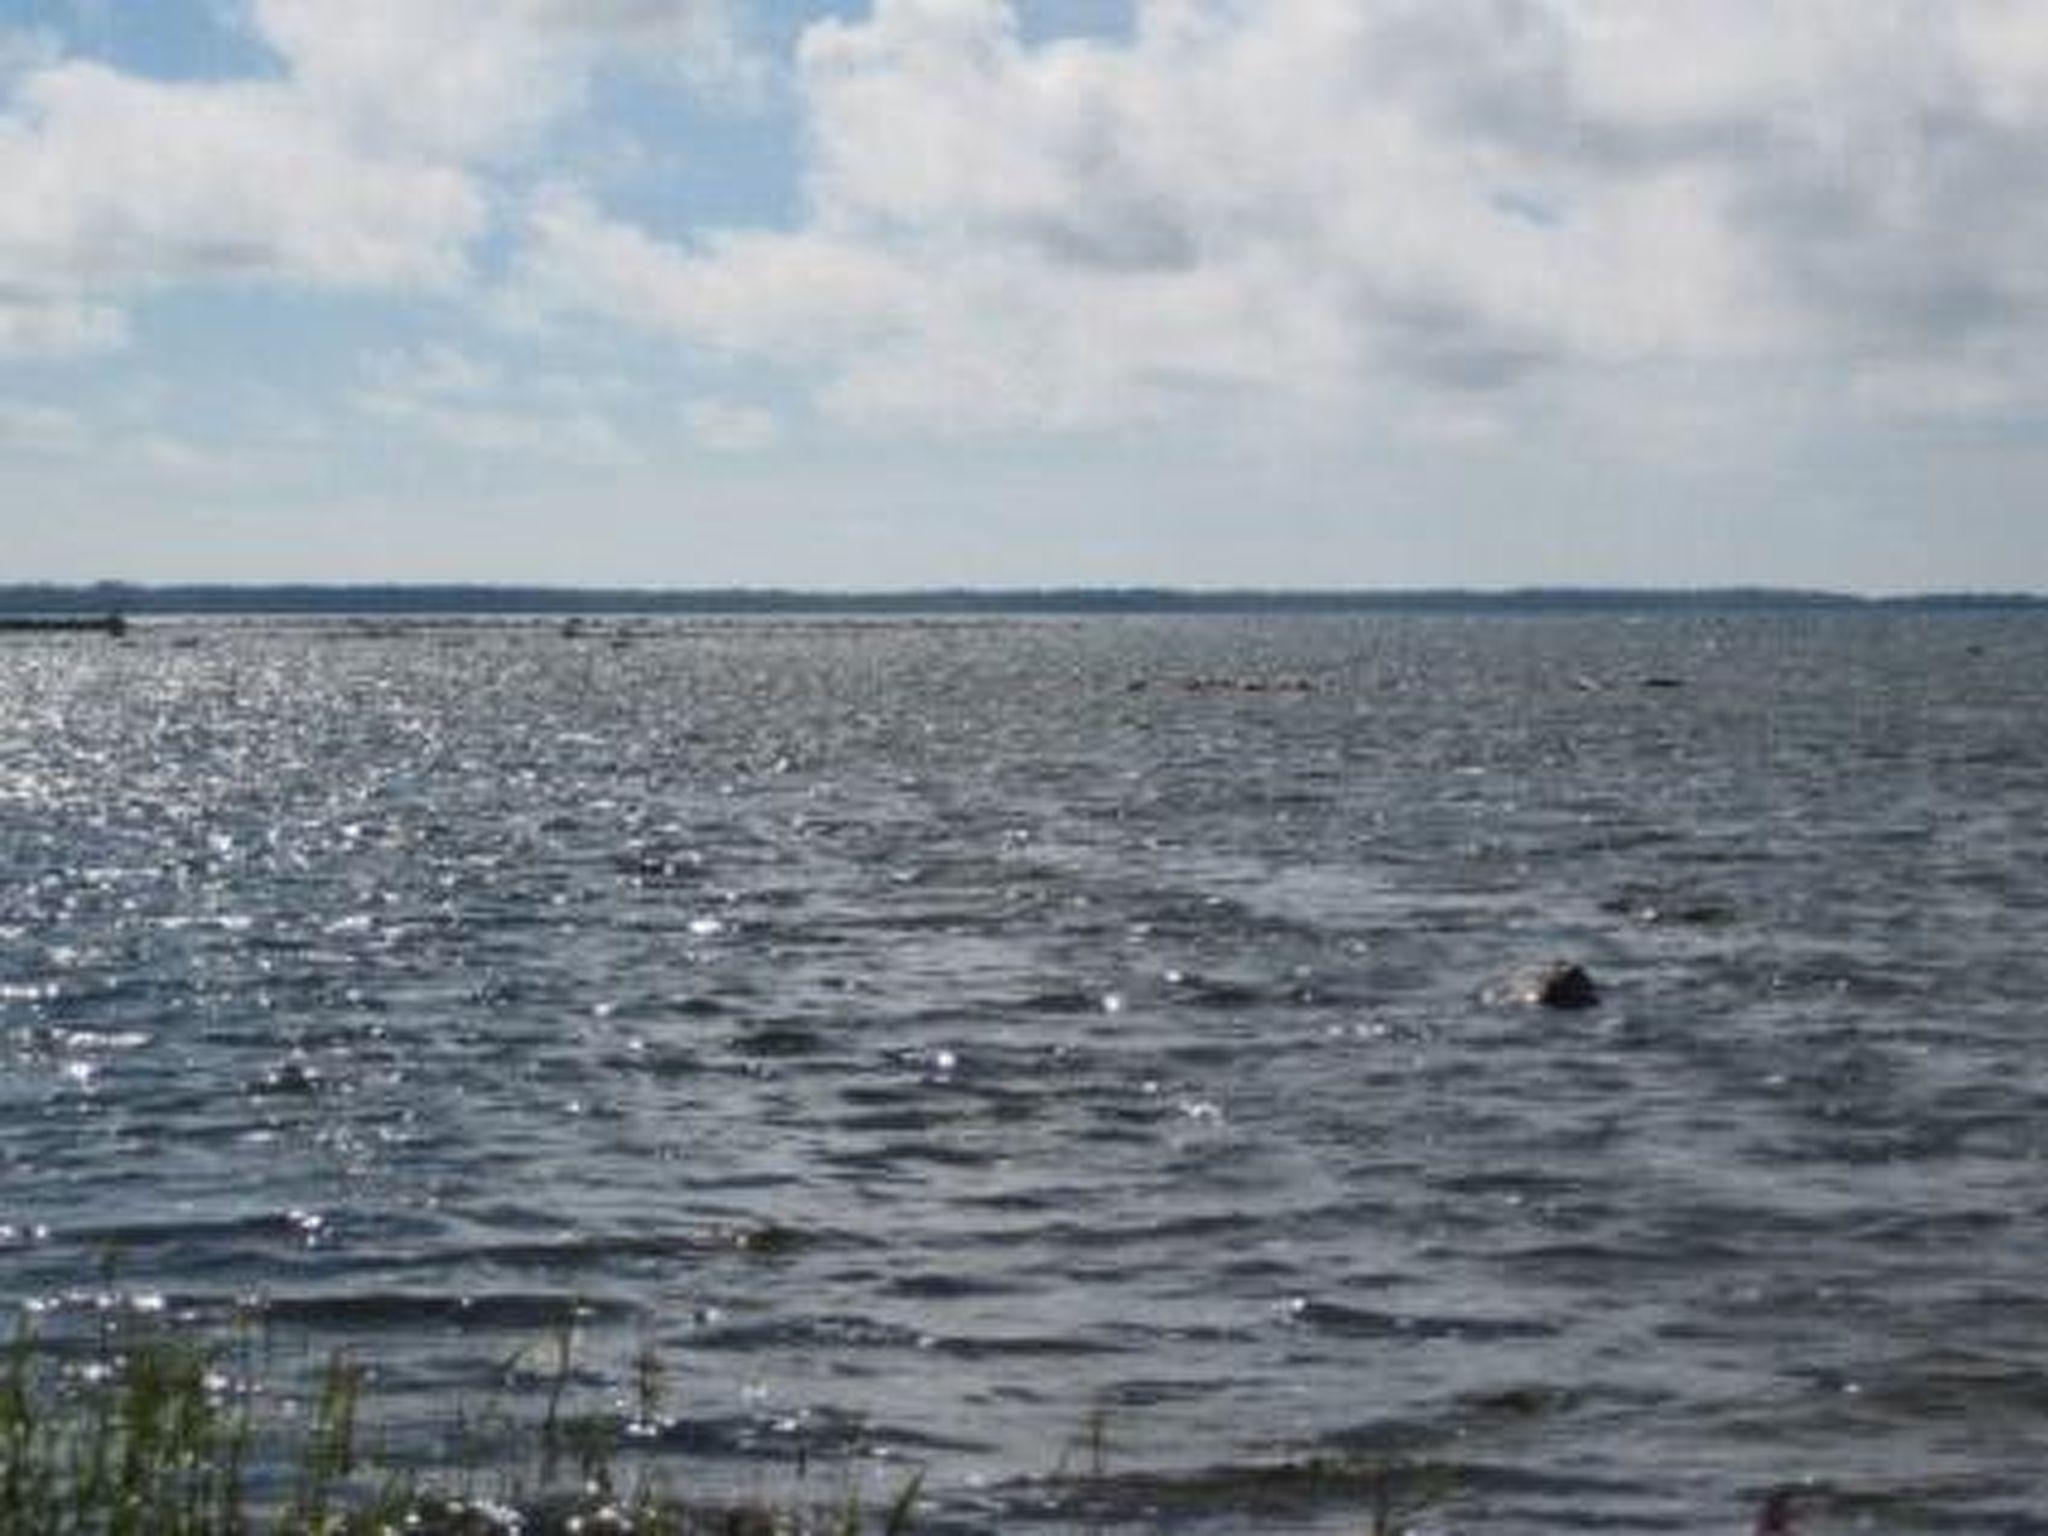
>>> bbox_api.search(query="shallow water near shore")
[3,612,2047,1532]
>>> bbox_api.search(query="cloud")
[683,398,779,451]
[509,0,2048,434]
[351,341,636,466]
[249,0,576,161]
[11,0,2048,460]
[515,184,915,356]
[0,401,91,455]
[360,341,505,399]
[0,295,127,359]
[0,399,230,485]
[0,61,482,359]
[0,1,753,360]
[355,388,637,466]
[250,0,757,159]
[0,63,484,292]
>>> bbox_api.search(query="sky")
[2,0,2046,592]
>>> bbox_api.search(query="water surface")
[3,614,2046,1532]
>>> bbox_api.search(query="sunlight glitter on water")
[1,614,2046,1532]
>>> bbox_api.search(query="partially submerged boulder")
[1509,961,1601,1010]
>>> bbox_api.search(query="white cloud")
[509,0,2048,435]
[351,341,636,466]
[251,0,579,160]
[356,388,637,466]
[684,397,779,451]
[0,61,485,341]
[129,431,224,479]
[0,400,227,484]
[0,295,127,359]
[0,401,91,455]
[0,1,752,361]
[515,184,915,355]
[360,341,504,399]
[251,0,756,159]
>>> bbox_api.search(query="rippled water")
[4,613,2047,1532]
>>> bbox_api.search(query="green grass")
[0,1305,1468,1534]
[0,1312,923,1535]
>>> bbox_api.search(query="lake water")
[3,613,2046,1533]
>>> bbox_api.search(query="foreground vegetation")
[0,1314,921,1535]
[0,1302,1473,1535]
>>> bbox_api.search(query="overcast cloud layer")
[2,0,2044,589]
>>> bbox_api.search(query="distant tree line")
[0,582,2042,617]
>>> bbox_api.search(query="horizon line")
[3,581,2045,613]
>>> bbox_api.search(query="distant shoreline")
[2,583,2044,618]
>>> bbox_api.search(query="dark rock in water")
[1173,675,1316,695]
[1601,889,1737,927]
[1516,961,1600,1010]
[1754,1489,1798,1535]
[249,1060,322,1096]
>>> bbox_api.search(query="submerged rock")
[248,1059,322,1096]
[1755,1489,1798,1535]
[1601,889,1738,927]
